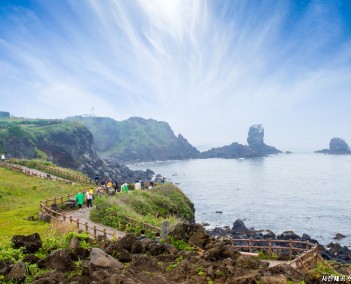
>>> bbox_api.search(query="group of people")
[93,175,155,194]
[138,229,161,242]
[75,188,94,211]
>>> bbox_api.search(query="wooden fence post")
[249,239,252,253]
[289,239,293,259]
[268,239,272,258]
[77,218,80,228]
[161,221,169,240]
[94,226,97,239]
[60,196,63,207]
[103,229,107,239]
[85,222,89,233]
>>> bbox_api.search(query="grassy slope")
[0,167,86,244]
[90,183,194,233]
[66,116,177,155]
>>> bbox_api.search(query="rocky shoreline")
[206,219,351,264]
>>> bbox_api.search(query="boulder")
[67,237,80,250]
[333,233,346,240]
[37,249,76,272]
[188,231,210,249]
[4,262,27,283]
[23,254,40,264]
[90,248,123,270]
[117,233,138,251]
[131,240,143,254]
[170,223,206,241]
[0,260,14,276]
[231,219,250,234]
[267,264,303,282]
[105,242,132,262]
[12,233,42,253]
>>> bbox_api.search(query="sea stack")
[247,124,281,155]
[315,137,351,154]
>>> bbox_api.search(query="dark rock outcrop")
[201,142,258,159]
[4,262,27,283]
[315,137,351,155]
[247,124,281,155]
[12,233,42,253]
[37,249,76,272]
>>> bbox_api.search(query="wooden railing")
[40,201,120,239]
[231,238,312,259]
[290,245,319,273]
[231,237,319,271]
[32,163,92,184]
[39,192,162,239]
[0,161,72,184]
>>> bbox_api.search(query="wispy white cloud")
[0,0,350,150]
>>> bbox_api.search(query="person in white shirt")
[86,191,93,208]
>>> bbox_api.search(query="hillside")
[90,183,195,231]
[0,118,153,181]
[66,116,200,163]
[0,166,86,243]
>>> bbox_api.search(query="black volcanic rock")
[247,124,282,155]
[200,142,258,159]
[315,137,351,155]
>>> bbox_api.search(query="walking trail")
[65,206,126,239]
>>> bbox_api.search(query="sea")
[129,153,351,247]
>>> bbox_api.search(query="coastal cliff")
[66,116,200,163]
[0,118,153,181]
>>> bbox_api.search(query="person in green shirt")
[121,182,128,193]
[76,192,84,211]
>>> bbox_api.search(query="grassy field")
[0,166,86,244]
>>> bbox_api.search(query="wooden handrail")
[39,191,162,238]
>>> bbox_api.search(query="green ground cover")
[0,167,86,244]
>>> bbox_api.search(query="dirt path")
[65,206,126,239]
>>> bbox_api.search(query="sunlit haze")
[1,0,351,151]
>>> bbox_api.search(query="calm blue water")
[129,153,351,246]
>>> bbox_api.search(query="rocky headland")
[315,137,351,155]
[201,124,282,159]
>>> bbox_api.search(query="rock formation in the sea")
[200,124,281,159]
[200,142,258,159]
[315,137,351,155]
[247,124,282,155]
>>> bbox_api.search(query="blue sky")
[1,0,351,151]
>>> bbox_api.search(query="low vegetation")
[0,166,86,244]
[9,158,89,182]
[90,183,194,234]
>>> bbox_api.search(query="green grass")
[90,183,194,234]
[9,158,89,182]
[0,166,86,244]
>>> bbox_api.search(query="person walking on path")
[1,153,5,162]
[86,190,93,208]
[76,192,84,211]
